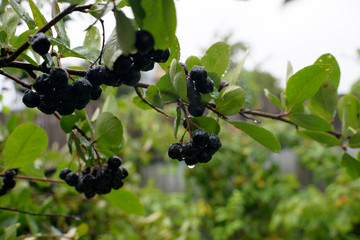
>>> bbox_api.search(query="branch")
[134,87,174,118]
[16,234,73,240]
[0,69,32,89]
[0,207,80,220]
[0,173,65,183]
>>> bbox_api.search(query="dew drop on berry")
[187,165,195,169]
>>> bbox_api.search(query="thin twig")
[0,69,31,89]
[16,234,73,240]
[134,87,174,118]
[0,207,81,220]
[0,174,65,183]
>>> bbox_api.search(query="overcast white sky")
[173,0,360,93]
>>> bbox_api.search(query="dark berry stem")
[0,69,31,89]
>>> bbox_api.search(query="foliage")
[0,0,359,239]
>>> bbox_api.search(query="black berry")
[168,143,183,159]
[33,74,53,95]
[30,32,51,55]
[22,90,40,108]
[72,78,92,99]
[189,65,207,82]
[108,156,122,169]
[188,102,205,117]
[49,68,68,88]
[65,172,79,186]
[135,30,155,53]
[192,129,210,148]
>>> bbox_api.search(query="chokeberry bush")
[0,0,360,238]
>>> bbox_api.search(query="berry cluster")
[59,156,128,199]
[30,32,51,55]
[22,68,97,115]
[0,169,18,196]
[168,128,221,166]
[23,30,170,115]
[86,30,170,87]
[186,65,214,117]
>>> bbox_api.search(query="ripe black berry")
[108,156,122,169]
[182,141,200,159]
[132,53,154,71]
[38,94,59,114]
[121,69,141,86]
[30,32,51,55]
[85,66,104,86]
[186,77,201,103]
[72,78,92,99]
[75,95,91,110]
[185,157,198,166]
[195,77,214,94]
[22,90,40,108]
[112,55,133,75]
[119,167,128,179]
[188,102,205,117]
[4,169,17,179]
[54,82,73,101]
[168,143,183,159]
[65,172,79,186]
[192,129,210,148]
[90,85,102,100]
[206,134,222,154]
[150,49,170,63]
[189,65,207,82]
[49,68,68,88]
[198,151,212,163]
[135,30,155,53]
[179,62,188,75]
[57,100,75,116]
[33,74,53,95]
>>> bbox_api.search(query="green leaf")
[0,30,7,46]
[229,49,249,86]
[102,94,120,116]
[185,56,202,73]
[309,82,337,121]
[105,188,144,215]
[314,53,340,88]
[341,153,360,179]
[19,52,38,66]
[113,8,136,55]
[128,0,145,26]
[28,0,52,36]
[208,72,221,90]
[300,130,341,146]
[10,29,37,48]
[158,36,180,72]
[189,116,220,134]
[3,224,18,240]
[50,38,85,58]
[103,29,122,70]
[155,73,178,101]
[169,59,187,100]
[4,123,48,168]
[141,0,176,49]
[70,46,101,62]
[75,223,89,238]
[52,0,70,47]
[285,64,331,110]
[60,115,78,133]
[133,96,152,110]
[264,89,282,111]
[349,132,360,148]
[201,42,230,77]
[173,106,181,139]
[230,121,281,152]
[145,85,163,108]
[88,1,114,19]
[83,26,101,49]
[215,85,246,115]
[1,8,19,41]
[8,0,36,29]
[94,112,123,150]
[337,94,360,137]
[287,113,332,131]
[6,114,19,133]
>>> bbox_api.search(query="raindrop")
[187,165,195,169]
